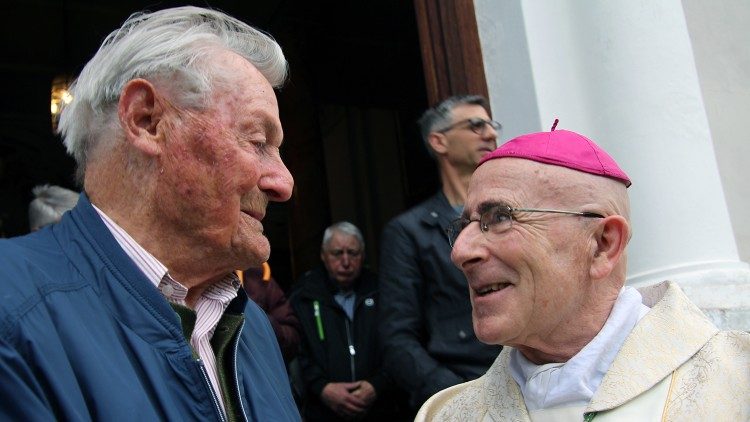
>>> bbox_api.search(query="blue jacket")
[0,194,300,421]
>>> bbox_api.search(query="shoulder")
[683,329,750,377]
[382,192,449,244]
[417,350,522,421]
[665,329,750,419]
[0,233,77,320]
[294,268,327,293]
[415,378,488,422]
[386,192,445,228]
[290,269,326,303]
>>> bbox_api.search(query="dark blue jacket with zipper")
[0,194,300,421]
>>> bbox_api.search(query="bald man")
[417,126,750,421]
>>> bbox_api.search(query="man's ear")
[427,132,448,156]
[590,215,630,280]
[118,79,165,157]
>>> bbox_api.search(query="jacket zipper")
[344,318,356,381]
[232,319,248,421]
[197,358,226,422]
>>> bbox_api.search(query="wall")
[682,0,750,264]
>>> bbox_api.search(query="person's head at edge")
[418,95,500,176]
[320,221,365,290]
[57,7,294,298]
[29,184,79,232]
[450,128,631,365]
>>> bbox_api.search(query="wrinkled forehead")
[327,232,360,248]
[467,158,593,210]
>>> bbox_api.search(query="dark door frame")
[414,0,489,107]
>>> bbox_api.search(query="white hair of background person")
[29,184,79,231]
[321,221,365,252]
[57,6,288,183]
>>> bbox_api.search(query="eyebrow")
[463,201,509,219]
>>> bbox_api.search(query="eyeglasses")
[326,248,362,259]
[436,118,502,137]
[446,204,604,247]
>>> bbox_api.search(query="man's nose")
[482,124,499,145]
[340,254,351,266]
[450,222,485,270]
[260,157,294,202]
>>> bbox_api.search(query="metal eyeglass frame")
[446,204,604,247]
[436,118,502,136]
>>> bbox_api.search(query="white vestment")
[416,281,750,421]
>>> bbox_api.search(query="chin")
[474,327,501,345]
[473,315,507,345]
[234,236,270,268]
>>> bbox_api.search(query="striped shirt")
[93,205,239,417]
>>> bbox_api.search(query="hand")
[351,380,377,407]
[320,382,368,419]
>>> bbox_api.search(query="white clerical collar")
[509,286,650,411]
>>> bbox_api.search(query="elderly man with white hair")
[417,123,749,421]
[0,7,299,421]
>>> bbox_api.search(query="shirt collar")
[509,286,651,410]
[92,204,240,303]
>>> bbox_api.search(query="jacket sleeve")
[0,336,57,421]
[378,219,462,407]
[264,277,302,362]
[364,312,395,395]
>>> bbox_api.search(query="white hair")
[321,221,365,252]
[29,185,79,231]
[58,6,288,182]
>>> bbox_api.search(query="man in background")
[379,95,503,411]
[0,7,299,420]
[293,221,406,421]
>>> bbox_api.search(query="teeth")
[477,283,508,295]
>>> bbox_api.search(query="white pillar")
[475,0,750,330]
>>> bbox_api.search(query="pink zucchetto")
[479,119,631,187]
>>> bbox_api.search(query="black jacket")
[378,191,502,409]
[291,267,404,421]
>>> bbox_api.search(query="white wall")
[682,0,750,265]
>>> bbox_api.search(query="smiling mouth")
[475,282,511,297]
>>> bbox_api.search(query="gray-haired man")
[0,7,298,421]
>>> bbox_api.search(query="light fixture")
[51,76,73,132]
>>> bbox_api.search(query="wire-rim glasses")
[436,118,502,137]
[446,205,605,247]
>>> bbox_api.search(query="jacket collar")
[50,194,186,350]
